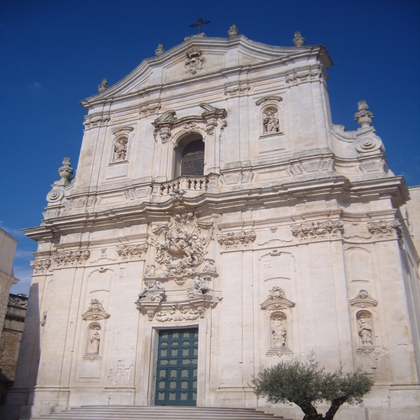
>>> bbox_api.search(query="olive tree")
[251,354,373,420]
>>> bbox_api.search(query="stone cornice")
[23,175,408,242]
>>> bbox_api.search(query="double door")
[155,328,198,406]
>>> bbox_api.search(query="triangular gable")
[81,35,329,108]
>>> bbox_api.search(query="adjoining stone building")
[5,27,420,420]
[0,294,28,405]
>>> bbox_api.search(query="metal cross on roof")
[190,18,210,34]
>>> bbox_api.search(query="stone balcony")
[155,176,209,196]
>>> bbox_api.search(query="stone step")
[31,405,289,420]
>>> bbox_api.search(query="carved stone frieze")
[217,230,256,248]
[30,258,51,274]
[185,49,205,75]
[117,243,148,260]
[350,290,378,308]
[52,250,90,267]
[81,299,110,321]
[82,355,103,362]
[147,212,215,283]
[291,220,343,241]
[286,68,322,86]
[224,82,251,96]
[367,220,401,239]
[261,287,295,311]
[83,115,110,129]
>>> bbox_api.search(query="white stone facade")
[5,31,420,420]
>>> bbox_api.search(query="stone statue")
[138,281,165,302]
[113,137,128,161]
[155,44,165,56]
[187,276,209,298]
[272,318,287,348]
[98,78,108,93]
[89,331,100,354]
[358,316,373,346]
[263,109,279,133]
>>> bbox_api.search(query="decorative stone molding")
[217,230,256,248]
[224,82,251,96]
[367,220,401,239]
[83,115,110,129]
[139,102,161,117]
[152,104,227,145]
[261,287,295,311]
[30,258,51,274]
[52,250,90,267]
[286,68,322,86]
[81,299,110,321]
[291,220,343,241]
[147,212,215,284]
[116,243,148,260]
[185,49,205,75]
[82,355,103,362]
[136,281,166,305]
[350,290,378,308]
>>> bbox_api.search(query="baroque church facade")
[5,27,420,419]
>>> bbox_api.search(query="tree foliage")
[251,354,373,420]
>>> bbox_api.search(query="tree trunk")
[324,396,347,420]
[299,402,323,420]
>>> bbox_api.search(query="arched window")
[174,133,205,177]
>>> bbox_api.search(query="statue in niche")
[358,312,373,346]
[271,312,287,348]
[263,108,279,133]
[89,331,101,354]
[113,137,128,161]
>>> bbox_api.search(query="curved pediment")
[81,35,330,108]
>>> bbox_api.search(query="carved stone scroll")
[350,290,378,308]
[261,287,295,311]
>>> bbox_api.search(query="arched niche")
[174,133,205,177]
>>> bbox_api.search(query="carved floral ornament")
[152,104,227,144]
[81,299,110,321]
[30,258,52,274]
[291,220,344,241]
[52,250,91,267]
[83,115,110,130]
[217,230,256,248]
[286,67,322,86]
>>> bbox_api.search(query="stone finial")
[293,31,305,47]
[98,78,108,93]
[155,44,165,56]
[228,24,239,37]
[58,158,73,183]
[355,100,374,127]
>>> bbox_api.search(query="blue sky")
[1,0,419,295]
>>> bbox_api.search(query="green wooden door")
[155,329,198,406]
